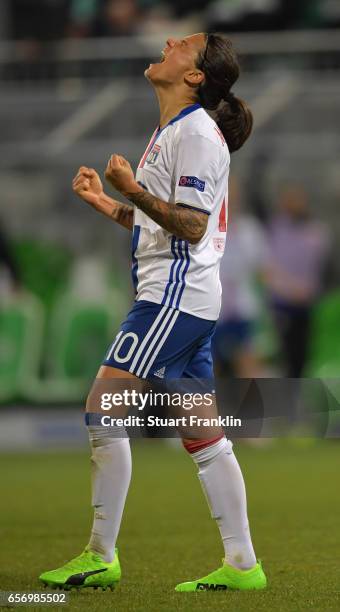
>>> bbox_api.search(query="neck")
[155,85,197,129]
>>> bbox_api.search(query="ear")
[184,69,205,87]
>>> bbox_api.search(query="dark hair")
[196,33,253,153]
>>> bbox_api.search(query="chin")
[144,66,153,81]
[144,63,159,82]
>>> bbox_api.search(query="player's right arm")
[72,166,133,231]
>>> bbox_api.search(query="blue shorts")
[102,300,216,380]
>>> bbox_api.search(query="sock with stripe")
[189,437,257,570]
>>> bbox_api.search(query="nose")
[166,38,177,49]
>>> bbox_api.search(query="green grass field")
[1,440,340,611]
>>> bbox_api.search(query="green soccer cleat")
[175,560,267,592]
[39,548,121,591]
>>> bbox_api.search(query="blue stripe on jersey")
[167,103,201,127]
[169,240,186,308]
[176,203,210,215]
[161,236,179,306]
[175,240,190,309]
[139,105,201,169]
[151,104,202,152]
[131,225,141,293]
[162,238,191,309]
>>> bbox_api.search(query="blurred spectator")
[68,0,170,38]
[97,0,141,36]
[69,0,142,37]
[264,185,331,377]
[8,0,150,41]
[212,178,269,378]
[6,0,335,44]
[67,0,99,38]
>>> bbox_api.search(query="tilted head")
[145,32,253,153]
[145,33,207,88]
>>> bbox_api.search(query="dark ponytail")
[197,33,253,153]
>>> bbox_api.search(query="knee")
[87,425,128,448]
[182,434,226,454]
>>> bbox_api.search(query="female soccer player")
[39,32,267,592]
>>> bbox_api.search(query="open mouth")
[149,50,166,68]
[156,50,166,64]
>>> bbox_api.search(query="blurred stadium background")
[1,1,340,442]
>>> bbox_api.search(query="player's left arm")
[104,155,207,245]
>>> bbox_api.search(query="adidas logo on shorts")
[153,366,165,378]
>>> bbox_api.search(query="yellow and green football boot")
[175,559,267,592]
[39,548,121,591]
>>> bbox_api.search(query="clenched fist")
[72,166,103,208]
[104,154,138,196]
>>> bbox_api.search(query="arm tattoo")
[126,190,207,244]
[97,192,133,230]
[110,203,134,231]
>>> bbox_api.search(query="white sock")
[191,438,257,570]
[87,426,132,563]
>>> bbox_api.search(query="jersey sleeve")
[173,134,221,215]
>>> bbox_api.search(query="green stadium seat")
[0,294,44,402]
[13,240,72,310]
[47,289,130,381]
[305,290,340,377]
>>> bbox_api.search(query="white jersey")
[133,103,230,321]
